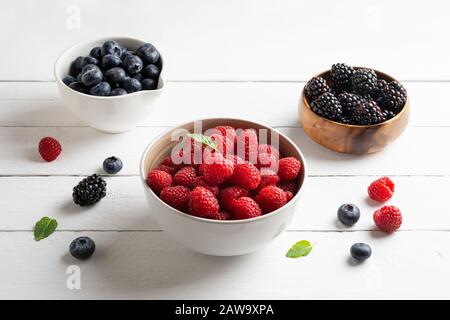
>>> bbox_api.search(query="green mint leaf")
[286,240,313,258]
[34,216,58,241]
[187,133,218,151]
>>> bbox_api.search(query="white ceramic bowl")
[140,118,307,256]
[54,37,165,133]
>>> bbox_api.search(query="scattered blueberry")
[143,64,160,80]
[62,75,76,86]
[80,64,103,87]
[136,42,160,65]
[69,81,88,93]
[110,88,128,96]
[69,236,96,260]
[123,55,143,75]
[89,81,111,96]
[141,78,157,90]
[89,46,102,60]
[102,54,122,69]
[103,156,123,174]
[105,67,127,84]
[350,243,372,262]
[101,40,122,57]
[122,77,142,93]
[337,204,360,226]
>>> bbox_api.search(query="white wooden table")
[1,0,450,299]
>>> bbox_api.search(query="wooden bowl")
[299,68,410,154]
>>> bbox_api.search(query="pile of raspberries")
[146,126,302,220]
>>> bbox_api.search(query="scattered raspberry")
[231,162,261,190]
[284,191,294,202]
[192,176,219,198]
[231,197,262,220]
[205,210,231,221]
[160,186,190,212]
[38,137,62,162]
[155,165,177,176]
[214,125,237,144]
[203,153,235,185]
[258,168,280,191]
[256,186,287,214]
[257,153,278,169]
[368,177,395,202]
[188,187,220,218]
[236,129,258,163]
[258,144,280,159]
[147,170,173,195]
[278,181,297,194]
[219,186,248,212]
[278,157,301,181]
[173,166,197,188]
[373,205,402,232]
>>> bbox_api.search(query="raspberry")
[188,187,220,218]
[373,205,402,233]
[285,191,294,202]
[38,137,62,162]
[202,153,234,185]
[231,197,262,220]
[214,125,237,144]
[205,210,231,221]
[236,129,258,163]
[192,176,219,198]
[161,154,184,169]
[226,154,245,166]
[210,133,234,156]
[258,144,280,159]
[278,181,297,194]
[219,186,248,212]
[258,168,280,191]
[155,165,177,176]
[278,157,301,182]
[257,153,278,169]
[160,186,191,212]
[368,177,394,202]
[230,162,261,190]
[256,186,287,214]
[147,169,173,195]
[173,166,197,188]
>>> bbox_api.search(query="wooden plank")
[0,176,447,231]
[0,230,448,299]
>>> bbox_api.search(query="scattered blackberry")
[379,81,407,112]
[305,77,330,102]
[352,68,378,95]
[350,101,385,125]
[331,63,354,87]
[337,92,365,116]
[72,174,107,206]
[310,92,343,122]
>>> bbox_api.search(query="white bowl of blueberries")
[54,37,164,133]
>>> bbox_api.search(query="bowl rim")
[302,67,410,128]
[53,36,165,100]
[139,117,308,225]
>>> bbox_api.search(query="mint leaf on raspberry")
[34,216,58,241]
[187,133,218,151]
[286,240,313,258]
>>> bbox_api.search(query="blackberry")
[310,92,343,122]
[72,174,107,206]
[379,81,407,112]
[337,92,365,116]
[331,63,354,87]
[382,109,396,120]
[305,77,330,102]
[352,68,378,95]
[350,101,385,125]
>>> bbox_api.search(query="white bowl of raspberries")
[140,118,307,256]
[54,37,164,133]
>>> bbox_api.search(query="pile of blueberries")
[63,40,162,96]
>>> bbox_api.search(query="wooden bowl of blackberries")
[299,63,410,154]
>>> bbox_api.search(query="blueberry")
[80,64,103,87]
[133,73,143,82]
[69,81,88,93]
[102,54,122,69]
[101,40,122,57]
[123,55,143,75]
[350,243,372,262]
[69,236,96,260]
[70,56,85,77]
[62,75,76,86]
[89,46,102,60]
[121,50,135,60]
[82,56,100,68]
[141,78,157,90]
[136,43,160,65]
[105,67,126,84]
[89,81,111,96]
[143,64,160,80]
[337,204,360,226]
[122,77,142,93]
[103,156,123,174]
[110,88,128,96]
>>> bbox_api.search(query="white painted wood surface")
[0,0,449,299]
